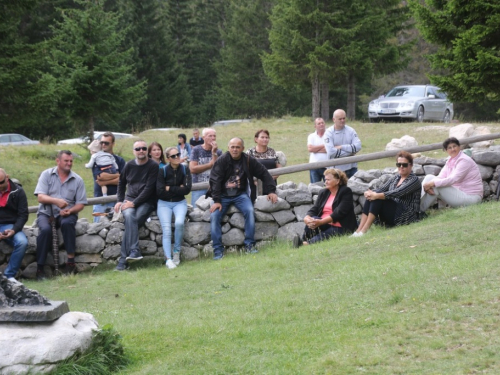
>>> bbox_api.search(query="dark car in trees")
[368,85,454,123]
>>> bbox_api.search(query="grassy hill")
[27,202,500,374]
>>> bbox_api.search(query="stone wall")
[1,147,499,279]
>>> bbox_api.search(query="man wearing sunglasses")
[114,140,158,271]
[0,168,29,285]
[91,132,125,222]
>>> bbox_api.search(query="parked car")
[368,85,454,123]
[57,131,133,145]
[0,133,40,146]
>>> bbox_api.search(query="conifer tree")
[410,0,500,104]
[47,0,145,139]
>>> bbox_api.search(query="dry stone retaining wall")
[1,147,499,278]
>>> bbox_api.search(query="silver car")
[368,85,454,123]
[0,133,40,146]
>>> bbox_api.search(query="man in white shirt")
[307,117,329,183]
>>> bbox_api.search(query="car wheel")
[443,110,451,123]
[416,106,425,123]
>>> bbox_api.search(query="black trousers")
[36,213,78,265]
[362,199,397,227]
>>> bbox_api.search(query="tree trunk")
[346,74,356,120]
[312,73,320,119]
[320,79,329,120]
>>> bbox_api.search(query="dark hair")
[396,150,413,164]
[178,134,187,144]
[148,142,166,164]
[57,150,72,158]
[443,137,460,150]
[101,132,115,143]
[254,129,270,139]
[324,168,348,185]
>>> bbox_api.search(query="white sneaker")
[8,277,22,285]
[166,259,176,269]
[351,232,364,237]
[173,252,180,266]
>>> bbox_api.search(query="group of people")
[294,135,484,247]
[0,116,485,283]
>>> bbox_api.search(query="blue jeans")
[191,189,207,206]
[344,167,358,179]
[93,202,115,223]
[118,202,155,265]
[157,199,188,259]
[310,168,326,183]
[1,224,28,278]
[210,194,255,257]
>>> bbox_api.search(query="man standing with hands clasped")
[324,109,362,178]
[207,137,278,260]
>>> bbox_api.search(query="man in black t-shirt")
[207,138,278,260]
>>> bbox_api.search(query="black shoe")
[65,262,77,275]
[36,270,47,281]
[115,262,130,271]
[292,234,302,248]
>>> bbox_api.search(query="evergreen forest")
[2,0,500,141]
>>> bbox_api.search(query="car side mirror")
[428,94,436,99]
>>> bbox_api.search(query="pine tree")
[263,0,410,119]
[113,0,193,127]
[0,0,60,137]
[47,0,146,139]
[410,0,500,103]
[215,0,308,119]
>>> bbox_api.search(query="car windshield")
[386,86,426,98]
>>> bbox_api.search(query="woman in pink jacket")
[420,137,483,211]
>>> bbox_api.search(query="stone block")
[254,210,274,222]
[472,150,500,166]
[254,196,290,212]
[180,246,199,261]
[106,228,123,243]
[277,222,304,241]
[74,254,102,263]
[271,210,296,226]
[254,222,279,241]
[228,213,245,229]
[293,204,312,222]
[183,222,211,245]
[222,228,244,246]
[285,190,313,206]
[423,165,442,176]
[145,219,162,234]
[75,234,105,254]
[139,240,157,255]
[102,245,121,260]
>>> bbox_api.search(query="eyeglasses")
[0,178,6,185]
[168,153,181,159]
[100,141,110,146]
[134,147,147,152]
[396,163,409,168]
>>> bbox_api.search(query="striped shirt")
[324,125,362,171]
[376,172,421,226]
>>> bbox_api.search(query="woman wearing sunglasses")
[353,150,421,237]
[157,147,192,269]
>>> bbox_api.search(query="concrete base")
[0,301,69,322]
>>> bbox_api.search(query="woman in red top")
[293,169,357,247]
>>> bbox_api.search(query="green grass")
[26,202,500,374]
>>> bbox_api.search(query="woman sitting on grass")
[420,137,483,212]
[293,168,357,247]
[353,150,421,237]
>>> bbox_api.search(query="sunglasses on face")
[0,178,6,185]
[134,147,147,152]
[396,163,409,168]
[168,153,181,159]
[100,141,110,146]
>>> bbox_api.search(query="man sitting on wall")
[207,137,278,260]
